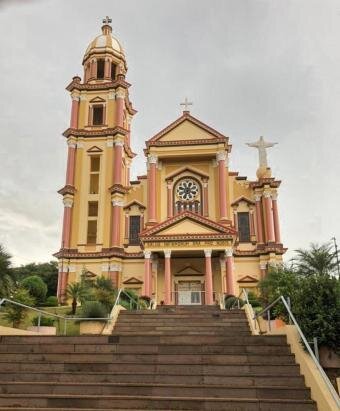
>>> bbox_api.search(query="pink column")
[124,212,129,240]
[249,209,255,238]
[113,141,123,185]
[116,90,125,128]
[260,262,267,279]
[57,269,62,302]
[143,251,152,297]
[216,152,228,221]
[233,210,238,231]
[264,192,275,243]
[272,193,281,244]
[147,155,157,223]
[61,198,73,248]
[204,249,214,305]
[225,249,235,295]
[70,96,80,128]
[65,141,76,186]
[254,194,264,243]
[167,181,173,218]
[164,250,172,304]
[109,264,119,287]
[202,180,209,217]
[111,200,122,247]
[140,212,145,231]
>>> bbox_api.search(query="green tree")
[66,282,89,315]
[0,245,15,298]
[92,276,116,312]
[13,261,58,297]
[293,275,340,352]
[3,288,35,327]
[294,242,339,277]
[21,275,48,305]
[258,265,301,320]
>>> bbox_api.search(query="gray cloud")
[0,0,339,265]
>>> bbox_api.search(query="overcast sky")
[0,0,339,266]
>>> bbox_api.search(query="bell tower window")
[174,177,202,215]
[89,156,100,194]
[92,105,104,125]
[238,212,251,242]
[97,59,105,79]
[129,215,141,245]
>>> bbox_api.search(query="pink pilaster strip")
[255,197,264,243]
[225,251,235,295]
[272,198,281,243]
[204,250,214,305]
[264,194,275,243]
[164,251,171,305]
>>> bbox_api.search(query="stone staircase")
[0,305,317,410]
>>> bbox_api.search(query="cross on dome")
[180,97,193,112]
[102,16,112,25]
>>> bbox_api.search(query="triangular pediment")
[89,96,105,103]
[140,212,237,239]
[123,276,143,285]
[238,275,258,283]
[147,113,228,145]
[176,265,202,275]
[87,146,103,153]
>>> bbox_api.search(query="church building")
[55,18,286,305]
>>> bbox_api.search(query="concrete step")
[0,371,306,386]
[0,382,311,399]
[110,329,252,336]
[0,336,109,345]
[0,361,301,375]
[0,343,292,355]
[0,394,318,410]
[0,353,296,364]
[113,326,251,333]
[108,334,287,345]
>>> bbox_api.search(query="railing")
[0,288,144,336]
[252,294,340,408]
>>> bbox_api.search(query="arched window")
[174,177,202,215]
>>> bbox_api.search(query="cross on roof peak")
[180,97,193,112]
[102,16,112,25]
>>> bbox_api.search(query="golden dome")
[83,20,125,62]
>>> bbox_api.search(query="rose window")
[174,178,202,215]
[176,179,199,201]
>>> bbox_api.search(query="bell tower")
[56,17,136,302]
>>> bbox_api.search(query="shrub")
[44,296,58,307]
[32,316,55,326]
[81,301,107,319]
[224,294,244,310]
[21,275,47,304]
[3,288,35,327]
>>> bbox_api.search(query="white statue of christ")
[246,136,277,168]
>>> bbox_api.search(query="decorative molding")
[67,141,77,148]
[271,192,278,200]
[144,250,152,259]
[148,154,158,164]
[225,248,233,258]
[58,185,76,196]
[263,191,272,198]
[68,265,76,273]
[114,140,124,147]
[216,151,227,162]
[116,89,125,99]
[63,198,73,208]
[231,196,255,207]
[108,91,116,100]
[106,139,114,147]
[164,249,171,258]
[110,263,122,272]
[112,199,124,207]
[101,263,109,272]
[87,145,103,153]
[204,249,212,257]
[254,194,262,202]
[260,262,267,270]
[76,142,84,148]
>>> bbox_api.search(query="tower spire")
[101,16,112,34]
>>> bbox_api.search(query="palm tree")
[294,242,339,277]
[0,245,15,298]
[66,282,88,315]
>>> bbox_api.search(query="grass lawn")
[0,304,80,336]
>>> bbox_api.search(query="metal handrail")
[0,288,142,336]
[252,295,340,408]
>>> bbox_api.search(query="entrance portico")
[139,211,237,305]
